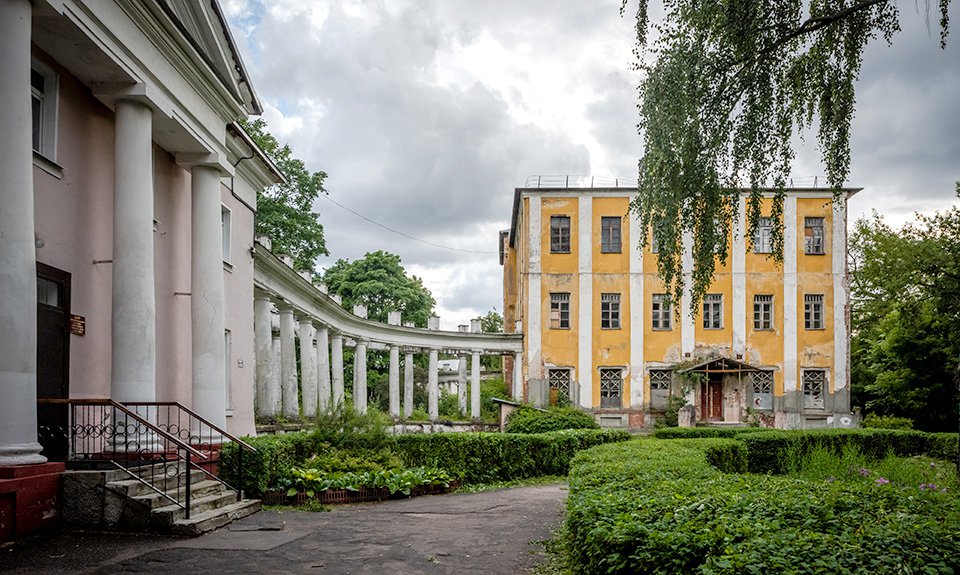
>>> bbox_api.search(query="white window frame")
[703,293,723,329]
[804,294,824,330]
[751,370,774,411]
[31,60,58,162]
[652,294,672,330]
[754,217,773,254]
[599,367,623,408]
[649,368,672,410]
[548,368,572,397]
[549,292,570,329]
[753,294,773,330]
[804,217,825,255]
[221,204,232,265]
[802,369,827,410]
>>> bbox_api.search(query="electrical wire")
[318,193,498,254]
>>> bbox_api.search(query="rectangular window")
[802,369,826,410]
[751,370,774,411]
[652,294,672,330]
[702,293,722,329]
[550,215,571,253]
[650,231,660,254]
[221,205,232,264]
[754,217,773,254]
[548,368,571,397]
[753,294,773,330]
[601,216,622,253]
[804,217,825,254]
[600,293,621,329]
[649,369,672,410]
[31,63,57,160]
[804,294,824,329]
[549,293,570,329]
[599,368,622,408]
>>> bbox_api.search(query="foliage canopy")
[242,118,329,270]
[624,0,951,308]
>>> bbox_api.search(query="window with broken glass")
[703,293,722,329]
[802,369,826,410]
[599,368,622,408]
[550,215,571,253]
[804,217,825,255]
[548,368,571,397]
[649,369,672,409]
[549,292,570,329]
[751,370,774,410]
[753,217,774,254]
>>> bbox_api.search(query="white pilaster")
[299,319,317,418]
[111,99,156,403]
[732,195,747,356]
[316,324,331,413]
[628,194,644,408]
[470,350,481,419]
[513,352,524,401]
[428,348,439,420]
[253,295,276,419]
[279,307,298,419]
[330,332,345,408]
[0,0,45,465]
[526,195,542,388]
[577,195,593,408]
[833,199,849,396]
[403,350,415,418]
[681,232,695,355]
[354,339,368,413]
[388,345,400,418]
[190,164,227,428]
[783,196,798,395]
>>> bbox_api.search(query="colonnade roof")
[253,242,523,354]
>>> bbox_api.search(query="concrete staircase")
[62,462,261,535]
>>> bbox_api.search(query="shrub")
[301,443,404,474]
[504,405,599,434]
[480,377,509,422]
[862,413,915,430]
[564,438,960,575]
[661,395,688,427]
[653,426,767,439]
[438,389,464,420]
[390,429,629,483]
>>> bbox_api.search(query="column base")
[0,462,65,542]
[0,442,47,467]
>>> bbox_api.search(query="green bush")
[661,395,688,427]
[564,438,960,575]
[390,428,629,483]
[301,444,404,474]
[504,405,599,434]
[862,413,915,430]
[438,390,464,420]
[480,377,509,422]
[653,426,768,439]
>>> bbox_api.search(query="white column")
[191,165,226,428]
[331,332,345,409]
[470,350,481,420]
[681,231,695,357]
[279,307,298,419]
[628,192,644,409]
[513,352,524,401]
[527,196,542,385]
[428,349,439,420]
[253,294,275,419]
[457,353,468,414]
[0,0,45,465]
[354,339,368,413]
[388,345,400,418]
[268,329,281,416]
[315,324,331,413]
[578,195,593,408]
[403,350,415,418]
[783,196,799,406]
[732,195,747,357]
[111,98,156,403]
[833,198,849,411]
[299,319,317,418]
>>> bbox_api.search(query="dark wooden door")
[36,263,70,461]
[700,379,724,421]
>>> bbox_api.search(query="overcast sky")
[223,0,959,330]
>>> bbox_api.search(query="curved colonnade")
[253,241,524,421]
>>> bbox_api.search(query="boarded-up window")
[649,369,671,410]
[802,369,826,410]
[599,368,622,408]
[751,370,773,411]
[550,293,570,329]
[804,217,825,254]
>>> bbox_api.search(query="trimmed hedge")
[565,438,960,575]
[652,427,770,440]
[222,427,630,494]
[504,405,600,434]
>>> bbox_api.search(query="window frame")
[804,217,826,255]
[753,217,774,254]
[31,60,58,162]
[599,367,623,408]
[751,370,774,411]
[550,215,571,254]
[221,204,232,265]
[804,294,824,330]
[549,292,570,329]
[702,293,723,330]
[600,216,622,253]
[652,293,672,330]
[548,368,572,398]
[802,369,827,410]
[753,294,773,330]
[600,293,621,329]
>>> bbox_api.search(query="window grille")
[649,369,671,409]
[751,370,774,410]
[548,368,571,396]
[802,369,826,409]
[599,368,622,408]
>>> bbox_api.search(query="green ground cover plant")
[504,405,599,434]
[562,432,960,575]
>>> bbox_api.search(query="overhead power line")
[318,193,498,255]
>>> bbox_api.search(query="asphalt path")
[0,483,567,575]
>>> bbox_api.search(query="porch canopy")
[677,356,762,375]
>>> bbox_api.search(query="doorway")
[700,373,723,421]
[36,262,70,461]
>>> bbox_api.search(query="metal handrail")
[123,401,257,453]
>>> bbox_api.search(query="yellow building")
[501,179,859,430]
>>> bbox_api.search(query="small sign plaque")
[69,314,85,336]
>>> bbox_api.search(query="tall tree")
[480,310,504,333]
[623,0,951,309]
[321,250,436,327]
[242,118,328,270]
[849,204,960,431]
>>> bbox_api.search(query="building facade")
[502,180,858,430]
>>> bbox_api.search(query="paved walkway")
[0,483,567,575]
